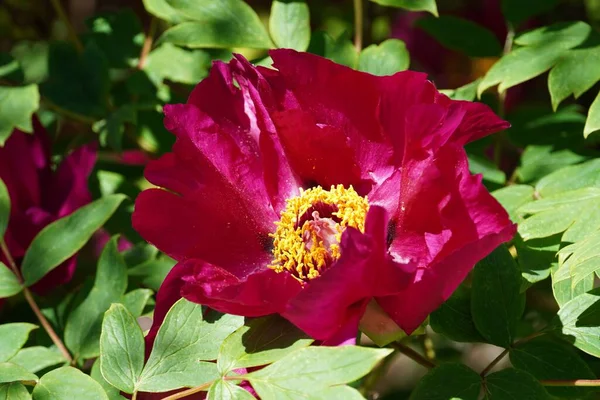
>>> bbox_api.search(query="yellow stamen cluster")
[269,185,369,282]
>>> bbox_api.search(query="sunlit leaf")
[0,84,39,146]
[21,194,126,286]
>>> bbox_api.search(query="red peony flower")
[0,118,96,295]
[133,50,515,342]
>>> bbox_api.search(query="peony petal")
[451,100,511,145]
[45,142,96,217]
[282,206,411,340]
[180,260,302,317]
[377,225,514,334]
[133,189,272,276]
[378,145,515,333]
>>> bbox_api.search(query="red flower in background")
[133,50,515,342]
[0,118,96,296]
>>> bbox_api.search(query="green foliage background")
[1,0,600,399]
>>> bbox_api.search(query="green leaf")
[478,22,591,96]
[93,105,137,151]
[430,285,484,343]
[10,42,48,85]
[127,256,175,292]
[270,0,310,51]
[535,159,600,197]
[99,304,144,394]
[41,42,109,118]
[8,347,65,374]
[518,188,600,242]
[91,360,125,400]
[65,236,128,360]
[516,145,587,184]
[417,16,501,57]
[515,235,558,286]
[0,178,10,237]
[410,363,481,400]
[467,153,506,187]
[548,46,600,111]
[142,0,183,23]
[552,287,600,357]
[138,299,241,392]
[552,267,593,308]
[484,368,550,399]
[308,31,357,68]
[218,315,313,373]
[501,0,559,27]
[369,0,438,16]
[0,53,24,82]
[471,245,525,347]
[553,231,600,293]
[207,380,256,400]
[0,363,37,384]
[84,10,144,68]
[510,337,596,398]
[0,365,34,389]
[492,185,534,223]
[21,194,126,286]
[246,346,392,398]
[0,324,37,362]
[0,84,39,146]
[358,39,409,76]
[160,0,273,49]
[0,263,21,298]
[0,383,30,400]
[144,44,213,85]
[309,386,365,400]
[441,79,481,101]
[121,289,153,318]
[32,367,108,400]
[584,90,600,138]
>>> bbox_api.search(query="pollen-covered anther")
[269,185,369,282]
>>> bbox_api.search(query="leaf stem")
[23,289,73,363]
[137,18,157,70]
[49,0,83,53]
[0,238,21,279]
[480,331,547,377]
[494,24,515,168]
[479,347,509,377]
[353,0,363,52]
[541,379,600,387]
[161,381,214,400]
[390,342,436,370]
[0,238,73,364]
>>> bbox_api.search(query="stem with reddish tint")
[137,18,157,70]
[480,331,548,377]
[353,0,363,52]
[390,342,436,370]
[0,238,73,364]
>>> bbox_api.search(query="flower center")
[269,185,369,282]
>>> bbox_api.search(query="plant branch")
[494,24,515,168]
[541,379,600,387]
[161,381,214,400]
[0,238,21,279]
[353,0,363,52]
[23,289,73,363]
[137,18,157,70]
[480,348,509,377]
[391,342,436,370]
[0,238,73,364]
[480,331,548,377]
[49,0,83,53]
